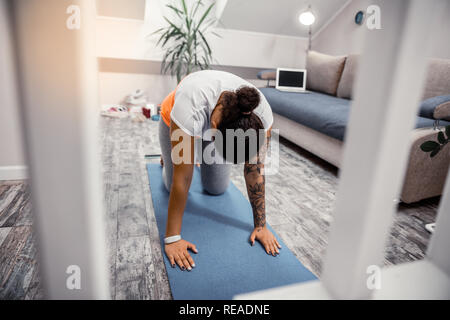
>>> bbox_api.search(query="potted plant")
[153,0,220,83]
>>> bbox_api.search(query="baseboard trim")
[0,166,28,181]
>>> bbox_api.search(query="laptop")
[276,68,308,92]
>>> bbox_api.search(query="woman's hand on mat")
[250,226,281,256]
[165,239,198,271]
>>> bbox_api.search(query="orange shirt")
[160,89,176,127]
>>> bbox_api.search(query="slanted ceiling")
[220,0,350,37]
[97,0,350,38]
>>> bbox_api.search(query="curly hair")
[215,86,265,164]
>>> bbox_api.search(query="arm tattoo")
[247,169,265,228]
[244,136,269,228]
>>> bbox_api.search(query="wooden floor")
[0,117,440,299]
[0,181,42,299]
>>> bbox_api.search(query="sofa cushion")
[422,59,450,100]
[337,54,359,99]
[306,51,346,96]
[260,88,350,140]
[336,57,450,101]
[415,116,450,130]
[419,95,450,121]
[259,87,450,142]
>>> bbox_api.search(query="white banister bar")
[9,0,109,299]
[427,165,450,276]
[235,0,449,301]
[320,0,446,299]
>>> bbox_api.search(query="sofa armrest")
[257,69,276,81]
[401,127,450,203]
[419,95,450,121]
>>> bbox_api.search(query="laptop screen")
[278,70,305,88]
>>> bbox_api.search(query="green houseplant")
[153,0,220,83]
[420,125,450,158]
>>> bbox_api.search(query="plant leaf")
[438,131,446,144]
[163,16,183,34]
[155,29,169,46]
[198,30,211,54]
[194,2,215,32]
[150,27,165,36]
[199,43,212,62]
[200,18,217,32]
[420,141,440,152]
[155,0,216,81]
[201,56,210,69]
[161,29,183,47]
[181,0,188,15]
[430,147,440,158]
[184,5,191,32]
[166,4,183,17]
[191,0,203,20]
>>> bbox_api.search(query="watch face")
[355,10,364,25]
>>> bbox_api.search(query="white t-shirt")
[170,70,273,141]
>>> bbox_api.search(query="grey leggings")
[158,119,232,195]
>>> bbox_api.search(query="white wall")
[312,0,370,55]
[96,0,308,106]
[96,17,148,60]
[96,0,146,20]
[98,71,267,106]
[0,0,27,180]
[428,1,450,59]
[209,29,306,69]
[98,72,177,105]
[96,16,307,68]
[143,0,307,68]
[96,15,306,105]
[312,0,450,59]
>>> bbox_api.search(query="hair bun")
[235,86,260,114]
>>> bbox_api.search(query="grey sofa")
[259,52,450,203]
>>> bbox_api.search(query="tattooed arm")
[244,160,266,228]
[244,131,281,256]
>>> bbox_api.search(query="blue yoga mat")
[147,163,316,300]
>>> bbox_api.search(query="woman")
[159,70,281,271]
